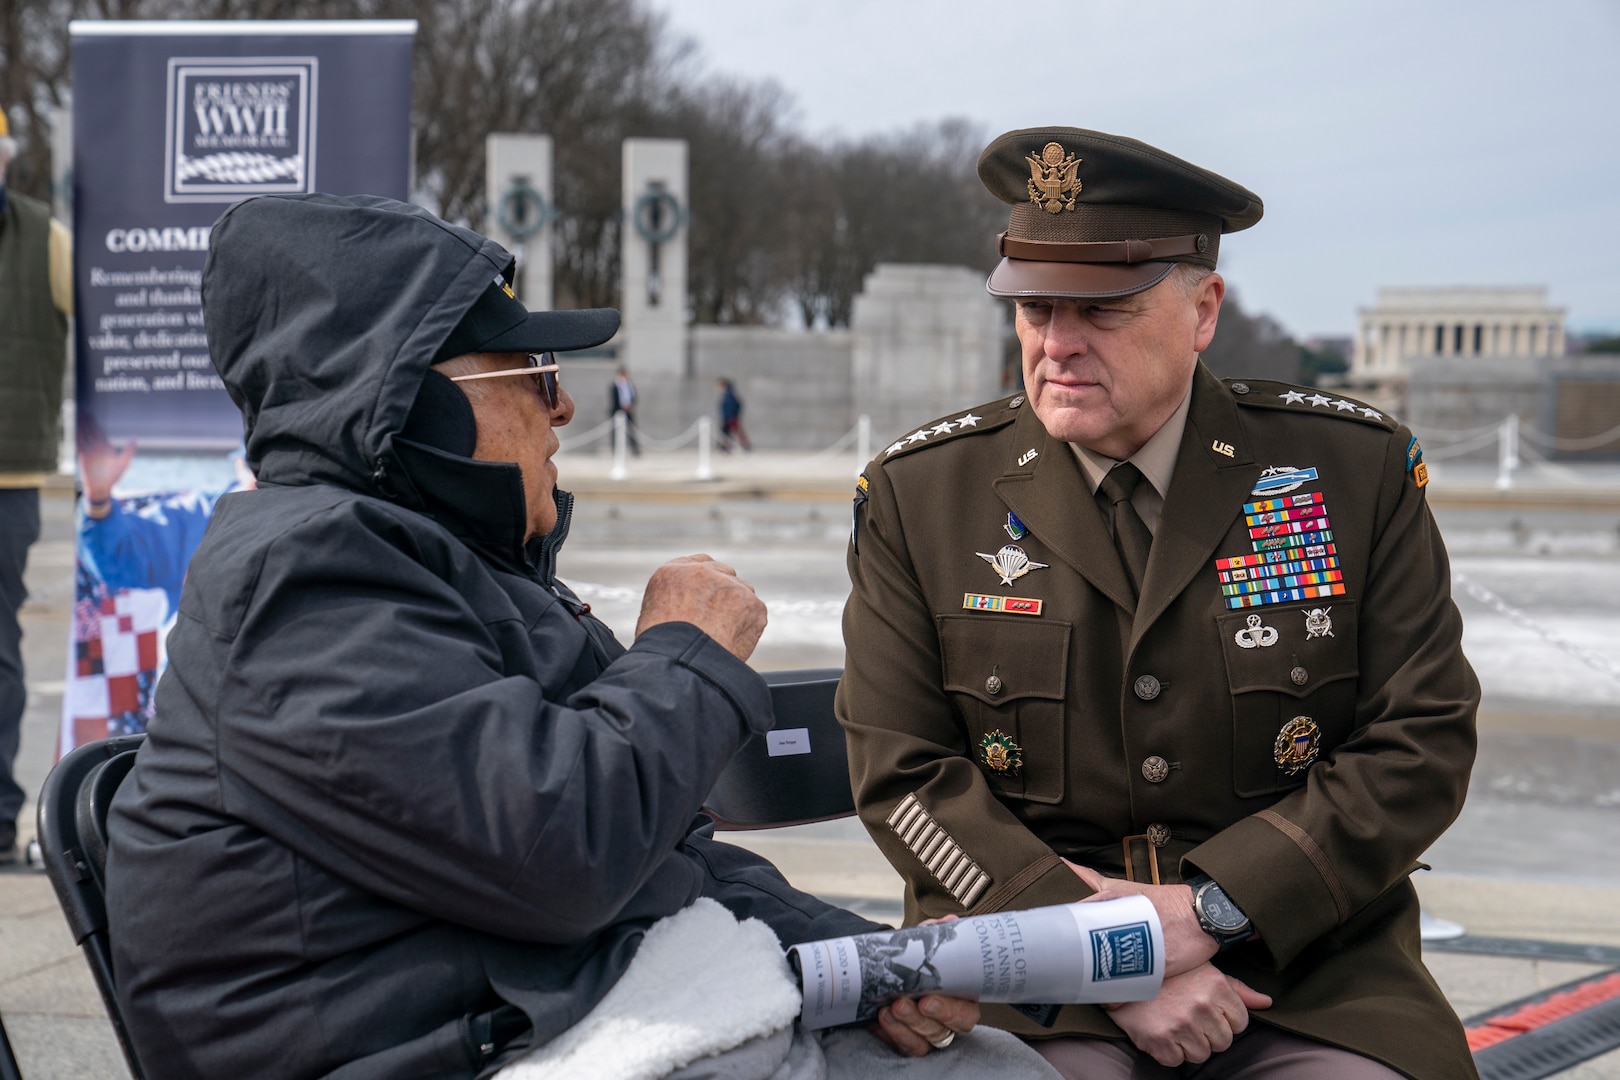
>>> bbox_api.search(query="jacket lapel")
[993,405,1137,614]
[1130,365,1258,652]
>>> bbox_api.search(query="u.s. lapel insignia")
[1211,440,1235,458]
[977,544,1049,586]
[1004,511,1028,540]
[1274,716,1320,774]
[1304,607,1334,638]
[1018,448,1039,467]
[1233,614,1278,649]
[979,729,1023,775]
[1251,465,1319,498]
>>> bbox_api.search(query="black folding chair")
[37,733,148,1080]
[703,668,855,830]
[0,1012,22,1080]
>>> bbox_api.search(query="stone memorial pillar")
[851,264,1007,446]
[620,138,688,381]
[485,134,554,311]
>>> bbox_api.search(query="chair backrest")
[37,733,148,1080]
[703,668,855,830]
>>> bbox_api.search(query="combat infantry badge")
[979,729,1023,775]
[1274,716,1320,774]
[1027,141,1081,213]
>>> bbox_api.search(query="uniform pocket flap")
[1218,600,1359,698]
[938,615,1070,705]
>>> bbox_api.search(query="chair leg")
[0,1010,24,1080]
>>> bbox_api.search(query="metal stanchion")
[611,412,629,481]
[855,414,871,477]
[1495,414,1519,491]
[696,416,714,481]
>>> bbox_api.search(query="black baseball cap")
[433,272,619,363]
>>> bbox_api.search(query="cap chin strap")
[997,232,1210,264]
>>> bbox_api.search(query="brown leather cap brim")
[986,258,1175,300]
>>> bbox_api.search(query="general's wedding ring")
[928,1030,956,1050]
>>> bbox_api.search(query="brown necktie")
[1096,462,1154,597]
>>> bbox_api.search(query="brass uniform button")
[1134,675,1162,701]
[1146,823,1171,847]
[1291,666,1309,686]
[985,674,1003,696]
[1142,756,1170,783]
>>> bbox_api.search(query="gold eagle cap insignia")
[1027,141,1081,214]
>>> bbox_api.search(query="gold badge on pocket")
[1274,716,1320,774]
[979,730,1023,776]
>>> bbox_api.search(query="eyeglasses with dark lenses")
[448,352,562,410]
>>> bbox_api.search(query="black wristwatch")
[1186,874,1256,950]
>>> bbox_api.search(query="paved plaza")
[5,449,1620,1077]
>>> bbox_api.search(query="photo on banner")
[63,20,415,756]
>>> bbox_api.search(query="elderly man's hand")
[1106,963,1272,1067]
[636,554,767,661]
[872,993,978,1057]
[1067,861,1216,977]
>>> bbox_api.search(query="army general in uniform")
[837,126,1480,1079]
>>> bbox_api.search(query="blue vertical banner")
[63,21,415,754]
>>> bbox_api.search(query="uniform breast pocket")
[937,615,1071,804]
[1218,600,1359,798]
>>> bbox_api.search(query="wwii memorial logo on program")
[164,57,317,203]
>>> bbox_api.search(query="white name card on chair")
[765,729,812,757]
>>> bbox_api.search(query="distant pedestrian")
[0,109,73,866]
[610,364,640,455]
[716,377,751,452]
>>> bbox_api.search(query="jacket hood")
[203,193,516,499]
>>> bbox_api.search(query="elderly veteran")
[838,127,1479,1079]
[105,193,1063,1080]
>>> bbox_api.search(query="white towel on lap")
[495,898,802,1080]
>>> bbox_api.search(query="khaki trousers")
[1033,1025,1405,1079]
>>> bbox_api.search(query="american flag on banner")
[61,587,169,755]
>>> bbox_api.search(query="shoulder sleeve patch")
[1406,437,1429,487]
[1227,379,1399,432]
[878,397,1020,463]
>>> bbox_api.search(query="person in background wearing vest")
[0,106,73,866]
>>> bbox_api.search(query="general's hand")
[635,554,767,661]
[872,993,978,1057]
[1067,861,1215,977]
[1107,963,1272,1067]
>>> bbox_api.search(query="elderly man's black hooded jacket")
[105,194,871,1079]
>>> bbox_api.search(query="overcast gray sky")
[655,0,1619,339]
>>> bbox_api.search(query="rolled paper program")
[788,894,1164,1030]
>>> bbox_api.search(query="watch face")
[1199,885,1249,933]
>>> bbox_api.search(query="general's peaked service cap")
[978,126,1263,299]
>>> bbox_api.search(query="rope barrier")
[794,422,865,464]
[1454,571,1620,688]
[1518,420,1620,452]
[556,418,616,453]
[1419,427,1507,462]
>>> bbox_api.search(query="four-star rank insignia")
[979,729,1023,775]
[1027,141,1081,214]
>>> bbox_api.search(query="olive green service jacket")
[838,363,1480,1080]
